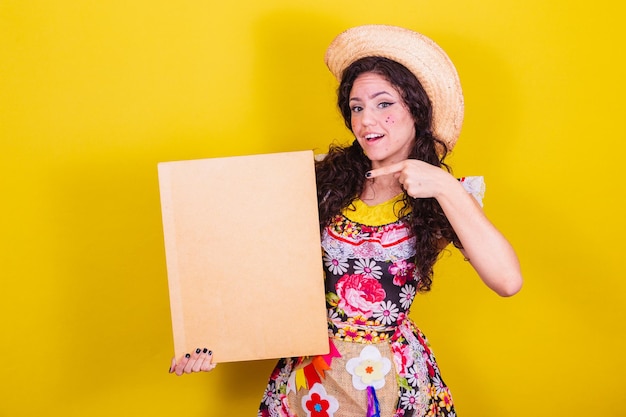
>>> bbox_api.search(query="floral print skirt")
[257,319,456,417]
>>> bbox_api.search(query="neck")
[360,177,404,205]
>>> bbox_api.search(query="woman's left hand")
[366,159,453,199]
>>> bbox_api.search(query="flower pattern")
[391,342,414,377]
[346,345,392,390]
[336,273,385,317]
[400,389,419,410]
[353,258,383,279]
[388,259,416,286]
[323,253,349,276]
[301,384,339,417]
[399,284,416,310]
[372,300,399,325]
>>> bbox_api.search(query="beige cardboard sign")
[158,150,329,363]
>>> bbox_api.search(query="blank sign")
[158,150,329,363]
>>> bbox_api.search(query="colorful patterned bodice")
[321,195,418,341]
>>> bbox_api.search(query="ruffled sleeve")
[459,176,485,207]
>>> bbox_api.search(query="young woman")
[171,25,522,417]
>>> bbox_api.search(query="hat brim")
[324,25,464,150]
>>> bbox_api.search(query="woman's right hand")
[169,348,216,376]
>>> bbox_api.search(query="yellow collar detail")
[342,194,410,226]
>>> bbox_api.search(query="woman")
[171,25,522,417]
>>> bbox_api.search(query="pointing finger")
[365,161,405,178]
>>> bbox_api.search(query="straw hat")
[325,24,464,150]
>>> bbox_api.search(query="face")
[349,72,416,169]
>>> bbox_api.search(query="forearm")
[435,175,523,296]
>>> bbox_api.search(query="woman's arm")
[433,174,522,296]
[367,160,523,296]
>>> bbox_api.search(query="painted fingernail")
[208,350,213,355]
[365,171,372,178]
[203,348,208,353]
[185,353,190,358]
[195,348,201,354]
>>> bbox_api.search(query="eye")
[351,105,363,113]
[378,101,395,109]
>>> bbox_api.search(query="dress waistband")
[329,319,403,344]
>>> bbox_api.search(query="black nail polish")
[208,350,213,355]
[203,348,208,353]
[185,353,190,358]
[365,171,372,178]
[195,348,201,354]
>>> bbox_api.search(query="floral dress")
[258,178,484,417]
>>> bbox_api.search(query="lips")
[364,133,384,142]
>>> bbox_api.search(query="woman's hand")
[169,348,216,376]
[366,159,450,200]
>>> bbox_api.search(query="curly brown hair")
[315,56,462,292]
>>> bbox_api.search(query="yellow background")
[1,1,625,416]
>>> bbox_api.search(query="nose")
[358,107,376,127]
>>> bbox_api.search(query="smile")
[365,133,384,141]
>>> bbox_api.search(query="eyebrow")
[349,90,395,102]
